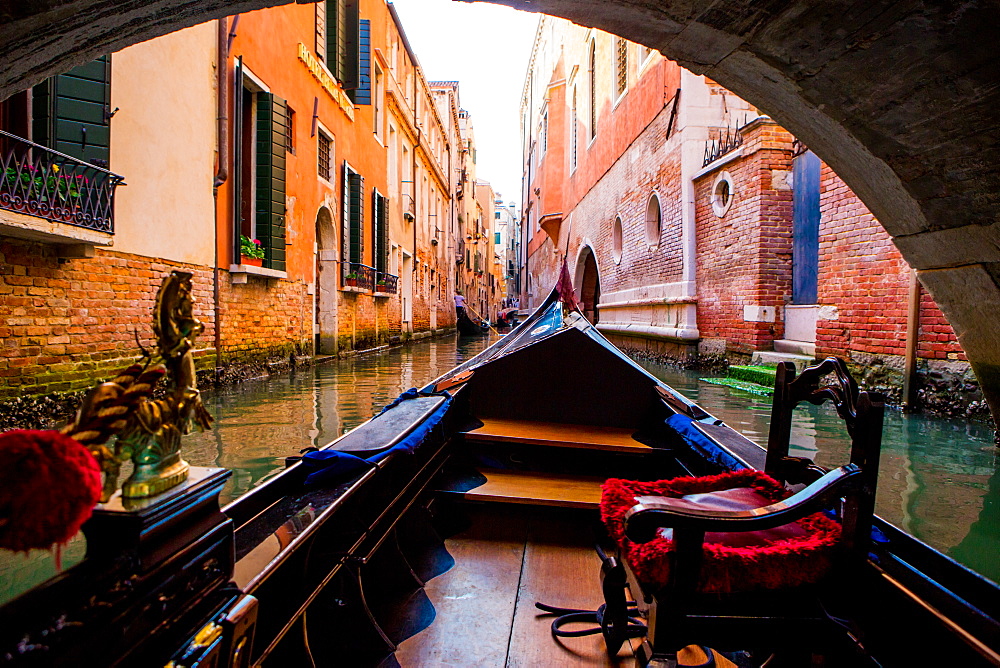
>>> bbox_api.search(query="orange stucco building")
[0,1,503,398]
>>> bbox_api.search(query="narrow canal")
[3,333,998,607]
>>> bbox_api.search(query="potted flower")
[240,235,265,267]
[375,278,387,290]
[344,272,359,288]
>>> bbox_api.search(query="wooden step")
[457,468,606,510]
[461,418,650,454]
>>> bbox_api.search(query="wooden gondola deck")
[395,506,638,667]
[453,469,606,509]
[462,419,652,454]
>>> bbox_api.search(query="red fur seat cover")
[601,469,842,594]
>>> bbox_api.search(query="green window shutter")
[379,194,388,273]
[256,93,288,271]
[328,0,355,85]
[341,0,362,98]
[372,191,388,273]
[348,170,364,265]
[350,19,371,105]
[33,56,112,166]
[342,160,350,269]
[315,1,327,62]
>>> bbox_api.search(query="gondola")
[455,308,489,336]
[1,285,998,667]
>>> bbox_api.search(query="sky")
[389,0,539,208]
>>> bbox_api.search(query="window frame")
[317,125,334,183]
[614,36,628,104]
[644,192,662,249]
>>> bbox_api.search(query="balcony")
[374,271,398,295]
[341,261,398,295]
[0,131,125,245]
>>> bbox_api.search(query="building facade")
[519,17,977,411]
[0,2,501,400]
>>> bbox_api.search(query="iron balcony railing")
[341,261,398,294]
[0,130,125,233]
[375,271,398,294]
[702,116,751,168]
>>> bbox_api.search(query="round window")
[711,172,735,217]
[644,193,661,248]
[612,216,623,264]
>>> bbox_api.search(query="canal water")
[2,333,998,606]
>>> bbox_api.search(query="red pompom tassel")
[0,429,102,553]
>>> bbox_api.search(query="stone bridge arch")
[2,0,998,415]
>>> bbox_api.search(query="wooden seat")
[453,469,605,510]
[461,418,650,454]
[603,357,885,665]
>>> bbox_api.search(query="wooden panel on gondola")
[465,327,662,429]
[461,418,652,454]
[456,468,605,509]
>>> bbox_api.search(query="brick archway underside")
[2,0,999,419]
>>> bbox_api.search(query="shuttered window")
[352,19,372,105]
[615,38,628,98]
[232,61,287,271]
[32,56,112,166]
[570,87,578,172]
[325,0,370,105]
[327,0,354,86]
[342,162,364,270]
[315,1,327,62]
[256,94,288,271]
[589,40,597,140]
[372,189,388,273]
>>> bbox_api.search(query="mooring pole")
[902,269,921,411]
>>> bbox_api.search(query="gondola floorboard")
[462,419,650,454]
[458,469,606,509]
[394,507,634,667]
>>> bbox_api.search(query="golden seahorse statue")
[63,271,213,500]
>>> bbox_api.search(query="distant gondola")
[3,286,998,667]
[456,309,488,336]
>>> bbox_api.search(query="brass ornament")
[62,271,213,501]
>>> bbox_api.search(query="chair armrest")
[624,464,861,543]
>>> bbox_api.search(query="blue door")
[792,151,820,304]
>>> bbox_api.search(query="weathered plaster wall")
[110,22,217,267]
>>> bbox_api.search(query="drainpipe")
[212,17,230,373]
[903,268,921,411]
[215,18,229,189]
[412,72,419,325]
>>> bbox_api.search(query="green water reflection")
[643,361,1000,584]
[183,334,498,505]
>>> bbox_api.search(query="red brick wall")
[695,121,794,354]
[815,168,964,362]
[0,239,215,399]
[564,102,685,294]
[218,273,311,362]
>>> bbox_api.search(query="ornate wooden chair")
[601,358,884,667]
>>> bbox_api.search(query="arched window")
[645,193,661,247]
[612,215,624,264]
